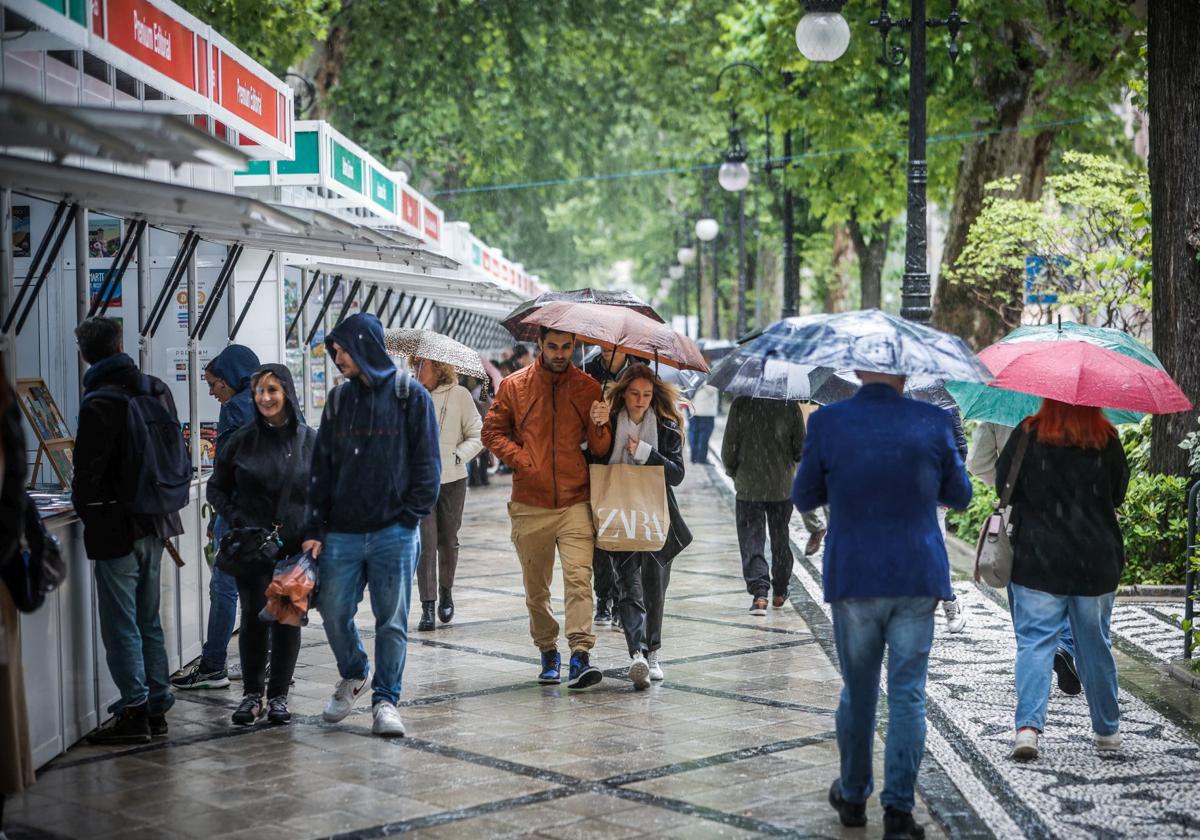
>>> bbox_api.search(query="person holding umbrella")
[482,327,613,689]
[411,356,483,631]
[598,364,691,688]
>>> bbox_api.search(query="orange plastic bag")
[260,552,318,627]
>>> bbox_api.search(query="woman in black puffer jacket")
[597,364,692,692]
[208,364,316,726]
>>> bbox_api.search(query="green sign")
[277,131,319,176]
[37,0,88,26]
[370,169,396,213]
[471,243,482,266]
[331,140,364,193]
[238,160,271,176]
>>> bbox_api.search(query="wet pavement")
[8,450,1200,839]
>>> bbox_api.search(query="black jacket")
[72,353,184,561]
[996,424,1130,596]
[207,365,317,558]
[1,399,26,571]
[602,415,693,566]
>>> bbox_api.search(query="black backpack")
[84,376,191,515]
[1,494,66,612]
[328,368,410,418]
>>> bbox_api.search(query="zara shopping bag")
[974,430,1030,588]
[590,463,670,552]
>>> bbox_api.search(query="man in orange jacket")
[482,327,613,688]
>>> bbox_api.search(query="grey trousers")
[611,552,672,657]
[417,478,468,602]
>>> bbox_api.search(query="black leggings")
[234,572,301,698]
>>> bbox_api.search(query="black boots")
[438,587,454,624]
[87,704,151,745]
[418,601,436,631]
[883,808,926,840]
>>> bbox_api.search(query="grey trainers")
[323,672,369,723]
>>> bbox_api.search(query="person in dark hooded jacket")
[302,313,441,737]
[173,343,260,691]
[207,364,316,726]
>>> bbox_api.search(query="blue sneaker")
[567,650,602,690]
[538,649,561,684]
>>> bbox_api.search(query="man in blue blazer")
[793,370,971,840]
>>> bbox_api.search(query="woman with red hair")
[996,398,1129,762]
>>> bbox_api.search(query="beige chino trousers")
[508,501,596,653]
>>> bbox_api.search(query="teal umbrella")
[946,322,1163,427]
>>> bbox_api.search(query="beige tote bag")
[590,463,670,552]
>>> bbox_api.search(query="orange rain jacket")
[482,358,613,509]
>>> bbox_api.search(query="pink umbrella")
[982,340,1192,414]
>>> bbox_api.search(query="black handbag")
[214,442,302,577]
[2,494,67,613]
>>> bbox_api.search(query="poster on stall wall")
[12,205,30,258]
[182,423,219,469]
[89,268,123,309]
[89,217,121,258]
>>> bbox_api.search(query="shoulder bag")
[215,442,303,577]
[974,429,1030,589]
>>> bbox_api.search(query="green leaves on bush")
[945,477,998,546]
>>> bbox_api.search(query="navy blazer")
[792,383,972,602]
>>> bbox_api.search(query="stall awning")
[0,155,458,269]
[309,261,522,318]
[0,91,249,170]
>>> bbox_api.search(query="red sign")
[218,51,279,140]
[91,0,104,36]
[423,207,440,241]
[402,191,420,229]
[106,0,196,90]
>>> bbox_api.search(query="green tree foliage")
[175,0,333,75]
[945,151,1151,337]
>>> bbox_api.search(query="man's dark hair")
[513,344,532,358]
[75,317,123,364]
[535,328,574,343]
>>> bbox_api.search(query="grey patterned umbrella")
[745,310,991,382]
[705,351,834,401]
[384,328,488,385]
[811,371,956,407]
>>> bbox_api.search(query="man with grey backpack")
[72,317,189,745]
[302,312,441,738]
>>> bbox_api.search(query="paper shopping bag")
[590,463,669,552]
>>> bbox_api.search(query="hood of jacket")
[250,363,306,431]
[207,344,260,394]
[326,313,396,390]
[82,352,139,392]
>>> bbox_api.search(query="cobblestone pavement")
[7,466,951,840]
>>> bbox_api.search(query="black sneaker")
[438,587,455,624]
[171,661,230,690]
[418,601,436,632]
[266,696,292,725]
[87,705,151,745]
[828,779,867,827]
[1054,649,1083,696]
[594,602,612,625]
[149,712,168,738]
[538,649,562,684]
[232,695,264,726]
[567,650,602,690]
[883,807,926,840]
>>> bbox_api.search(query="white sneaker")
[942,598,967,633]
[1011,728,1039,761]
[227,661,243,681]
[1095,731,1121,754]
[629,652,651,691]
[372,701,406,737]
[322,672,369,723]
[647,651,664,682]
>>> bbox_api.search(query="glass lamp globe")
[695,218,719,241]
[668,264,685,281]
[677,247,696,266]
[718,160,751,192]
[795,12,851,62]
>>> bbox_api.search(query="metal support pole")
[305,274,342,347]
[443,308,464,338]
[0,187,11,355]
[387,292,407,328]
[735,191,747,338]
[4,200,69,334]
[332,278,362,326]
[901,0,932,324]
[411,298,432,329]
[230,252,275,342]
[186,252,200,474]
[94,220,146,317]
[137,225,150,369]
[396,294,418,328]
[285,268,320,341]
[193,244,243,341]
[376,288,393,320]
[74,206,89,392]
[360,284,378,316]
[781,129,798,319]
[146,232,201,338]
[299,269,312,423]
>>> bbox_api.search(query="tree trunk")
[311,0,354,117]
[1148,0,1200,476]
[848,216,892,310]
[826,225,856,313]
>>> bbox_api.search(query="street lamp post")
[695,216,719,339]
[796,0,965,324]
[716,62,760,339]
[677,244,697,338]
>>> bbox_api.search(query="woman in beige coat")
[412,359,483,631]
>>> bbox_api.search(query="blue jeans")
[831,596,936,813]
[93,536,175,715]
[319,523,419,706]
[687,416,715,463]
[201,558,239,670]
[1011,584,1119,736]
[1007,583,1075,658]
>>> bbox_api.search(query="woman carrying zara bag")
[207,364,316,726]
[593,364,692,691]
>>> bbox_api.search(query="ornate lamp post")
[694,217,719,338]
[796,0,966,324]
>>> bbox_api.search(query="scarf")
[609,407,659,465]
